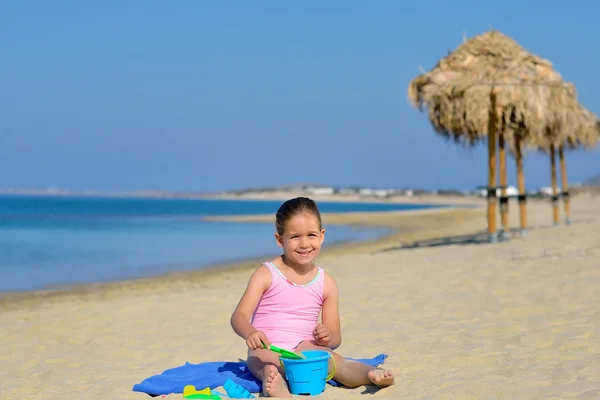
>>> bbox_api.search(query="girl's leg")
[246,348,291,398]
[295,341,394,389]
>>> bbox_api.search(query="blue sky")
[1,0,598,192]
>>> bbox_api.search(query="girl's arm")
[322,272,342,349]
[230,265,271,341]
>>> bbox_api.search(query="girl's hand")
[246,330,271,350]
[313,323,331,346]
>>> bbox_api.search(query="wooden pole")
[487,92,498,243]
[550,144,560,225]
[498,132,509,239]
[558,146,571,225]
[515,134,527,236]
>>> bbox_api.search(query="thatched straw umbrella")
[408,30,579,242]
[527,105,600,225]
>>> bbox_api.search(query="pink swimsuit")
[250,261,324,350]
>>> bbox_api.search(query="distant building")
[357,188,392,198]
[538,186,560,196]
[478,185,520,197]
[305,187,335,195]
[337,188,359,195]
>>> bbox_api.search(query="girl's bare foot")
[368,368,395,388]
[262,365,291,398]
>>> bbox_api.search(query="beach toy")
[182,384,221,399]
[223,379,255,398]
[279,350,336,396]
[263,343,305,359]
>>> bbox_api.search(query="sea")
[0,195,444,293]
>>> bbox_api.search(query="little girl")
[230,197,394,398]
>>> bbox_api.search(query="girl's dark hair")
[275,197,322,235]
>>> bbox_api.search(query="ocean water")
[0,195,443,293]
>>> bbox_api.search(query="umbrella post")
[550,144,560,225]
[486,93,498,243]
[558,146,571,225]
[498,132,509,240]
[515,135,527,237]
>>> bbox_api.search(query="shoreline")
[0,203,483,311]
[197,191,482,206]
[0,190,484,205]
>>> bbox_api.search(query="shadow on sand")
[374,223,564,253]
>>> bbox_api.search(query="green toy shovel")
[262,343,305,359]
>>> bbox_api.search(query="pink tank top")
[250,261,325,350]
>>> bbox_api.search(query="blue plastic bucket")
[279,350,336,396]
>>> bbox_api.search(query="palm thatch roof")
[408,30,579,148]
[565,105,600,149]
[520,104,600,154]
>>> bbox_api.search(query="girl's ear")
[274,233,284,248]
[320,228,326,244]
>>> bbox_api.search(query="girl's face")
[275,212,325,266]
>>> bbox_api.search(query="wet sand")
[1,193,599,399]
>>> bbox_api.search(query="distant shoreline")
[1,182,595,202]
[0,189,483,207]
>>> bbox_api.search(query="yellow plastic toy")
[182,385,221,399]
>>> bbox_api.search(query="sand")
[1,193,600,399]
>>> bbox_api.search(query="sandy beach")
[2,193,600,399]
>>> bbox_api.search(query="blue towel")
[132,353,387,396]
